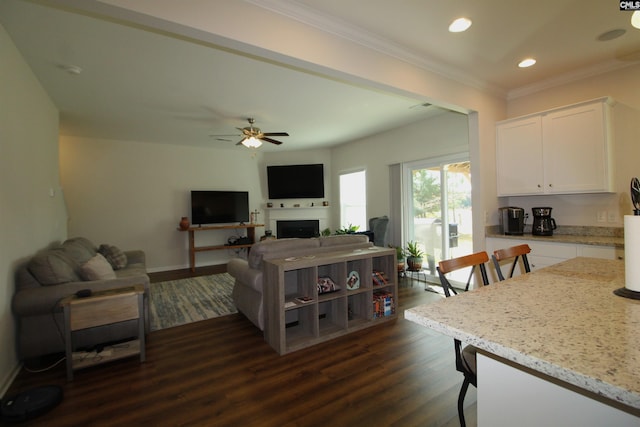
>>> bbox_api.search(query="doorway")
[402,155,472,285]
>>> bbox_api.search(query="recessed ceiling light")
[597,29,626,41]
[518,58,536,68]
[449,17,472,33]
[633,11,640,29]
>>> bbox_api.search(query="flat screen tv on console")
[191,190,249,225]
[267,164,324,199]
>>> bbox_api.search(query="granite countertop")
[486,225,624,248]
[405,257,640,410]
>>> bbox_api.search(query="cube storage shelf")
[263,247,397,355]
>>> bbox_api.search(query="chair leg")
[458,378,470,427]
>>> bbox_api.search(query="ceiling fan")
[212,118,289,148]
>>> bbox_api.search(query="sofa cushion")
[98,244,128,270]
[79,253,117,281]
[248,238,320,269]
[28,249,81,285]
[60,237,97,266]
[319,234,370,247]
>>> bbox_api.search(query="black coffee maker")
[531,207,557,236]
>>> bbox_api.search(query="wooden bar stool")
[491,244,531,281]
[436,251,490,427]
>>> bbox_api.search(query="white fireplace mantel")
[265,206,330,235]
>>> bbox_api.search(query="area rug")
[149,273,237,331]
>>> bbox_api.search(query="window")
[339,170,366,231]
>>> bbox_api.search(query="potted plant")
[394,245,406,274]
[405,240,424,271]
[334,224,360,235]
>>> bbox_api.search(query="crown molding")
[246,0,506,99]
[508,60,640,100]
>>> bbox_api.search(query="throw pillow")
[98,244,128,270]
[80,253,116,281]
[28,249,81,285]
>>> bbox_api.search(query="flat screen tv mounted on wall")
[190,190,249,225]
[267,164,324,199]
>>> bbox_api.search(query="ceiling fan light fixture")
[518,58,536,68]
[449,17,472,33]
[632,11,640,29]
[242,136,262,148]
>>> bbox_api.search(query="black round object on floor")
[1,385,63,422]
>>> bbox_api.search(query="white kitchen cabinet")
[496,116,543,195]
[577,244,624,260]
[496,97,614,196]
[486,237,622,281]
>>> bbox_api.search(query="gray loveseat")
[13,237,150,360]
[227,235,373,331]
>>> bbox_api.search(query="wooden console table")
[179,224,264,272]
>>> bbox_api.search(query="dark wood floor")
[5,272,477,427]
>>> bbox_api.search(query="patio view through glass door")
[403,156,473,286]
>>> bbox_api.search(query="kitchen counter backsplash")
[486,224,624,247]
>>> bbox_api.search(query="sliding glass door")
[403,155,472,284]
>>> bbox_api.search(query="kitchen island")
[405,257,640,426]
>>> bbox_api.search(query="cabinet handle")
[548,184,553,187]
[537,184,541,188]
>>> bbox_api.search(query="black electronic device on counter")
[531,207,557,236]
[499,207,525,235]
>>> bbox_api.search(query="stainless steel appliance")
[532,207,557,236]
[499,207,525,235]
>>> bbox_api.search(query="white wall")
[330,112,469,245]
[59,137,265,271]
[0,25,65,394]
[81,0,509,252]
[503,64,640,227]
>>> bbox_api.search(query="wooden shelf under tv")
[178,223,264,272]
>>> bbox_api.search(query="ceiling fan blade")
[261,137,283,145]
[235,139,245,146]
[263,132,289,136]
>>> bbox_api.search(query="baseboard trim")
[0,361,22,398]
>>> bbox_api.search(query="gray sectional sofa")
[13,237,150,360]
[227,234,373,331]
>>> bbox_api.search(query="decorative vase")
[179,216,190,230]
[407,256,423,271]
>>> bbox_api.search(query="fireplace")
[277,220,320,238]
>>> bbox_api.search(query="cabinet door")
[542,101,612,194]
[496,116,544,196]
[486,237,576,278]
[577,244,624,260]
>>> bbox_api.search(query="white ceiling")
[2,0,639,151]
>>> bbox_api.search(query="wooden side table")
[60,284,145,381]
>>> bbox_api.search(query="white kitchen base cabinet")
[496,97,614,196]
[477,354,639,427]
[486,237,622,281]
[263,247,397,355]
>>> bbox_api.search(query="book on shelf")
[372,289,395,318]
[295,296,314,304]
[372,270,389,287]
